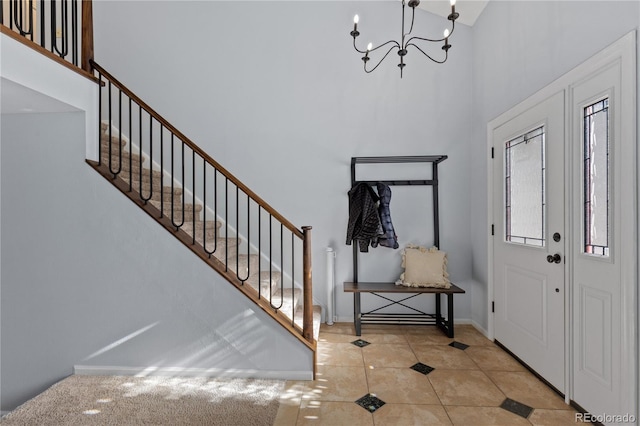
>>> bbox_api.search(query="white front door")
[492,91,566,392]
[490,33,637,422]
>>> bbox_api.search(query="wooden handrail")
[81,0,94,74]
[91,60,304,240]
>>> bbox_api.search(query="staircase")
[88,62,320,356]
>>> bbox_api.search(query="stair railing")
[0,0,94,73]
[90,60,314,344]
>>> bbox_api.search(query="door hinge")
[491,224,495,236]
[492,301,495,313]
[491,147,495,159]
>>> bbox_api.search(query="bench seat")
[343,281,466,337]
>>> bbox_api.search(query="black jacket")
[346,182,382,252]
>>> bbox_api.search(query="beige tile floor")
[274,323,579,425]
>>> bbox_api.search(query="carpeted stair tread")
[228,254,259,279]
[180,221,222,240]
[199,237,239,262]
[149,200,203,222]
[100,134,128,148]
[270,287,301,318]
[101,148,144,163]
[120,179,183,199]
[119,169,167,185]
[246,271,282,298]
[149,199,203,212]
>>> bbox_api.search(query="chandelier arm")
[365,46,400,73]
[405,20,456,46]
[354,38,400,55]
[406,43,448,64]
[370,39,401,53]
[352,37,367,54]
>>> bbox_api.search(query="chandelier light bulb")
[367,42,372,51]
[450,0,456,6]
[354,14,359,24]
[443,29,450,38]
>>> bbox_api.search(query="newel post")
[302,226,314,343]
[81,0,94,73]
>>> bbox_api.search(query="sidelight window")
[583,99,609,257]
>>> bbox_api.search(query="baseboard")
[74,365,313,381]
[1,410,11,417]
[471,320,489,338]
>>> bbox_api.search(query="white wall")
[93,1,476,322]
[470,1,640,329]
[0,112,313,411]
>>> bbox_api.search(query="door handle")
[546,253,562,264]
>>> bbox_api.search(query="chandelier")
[350,0,459,77]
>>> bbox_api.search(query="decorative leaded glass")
[505,127,546,247]
[583,99,609,257]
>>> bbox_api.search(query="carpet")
[0,375,284,425]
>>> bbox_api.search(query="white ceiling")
[419,0,489,27]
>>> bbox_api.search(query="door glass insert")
[583,98,609,257]
[505,127,545,247]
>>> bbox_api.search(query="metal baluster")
[39,0,45,48]
[170,134,175,227]
[258,206,262,298]
[138,104,142,195]
[52,0,69,58]
[291,232,295,325]
[278,223,284,311]
[71,0,78,65]
[245,192,250,283]
[107,80,113,174]
[143,115,153,203]
[115,88,122,175]
[159,125,163,216]
[97,70,102,165]
[214,169,218,243]
[191,149,196,244]
[269,215,274,307]
[225,178,229,271]
[13,0,33,37]
[127,98,132,190]
[202,162,218,257]
[179,141,185,225]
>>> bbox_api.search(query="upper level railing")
[0,0,93,73]
[91,61,314,344]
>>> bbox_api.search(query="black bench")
[343,281,466,337]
